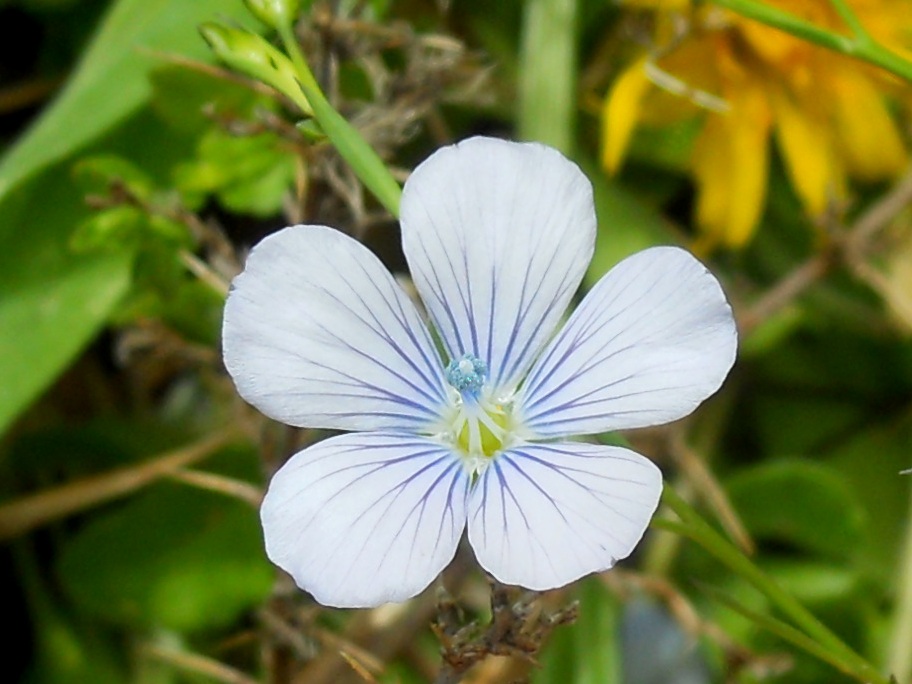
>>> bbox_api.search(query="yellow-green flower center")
[455,403,511,458]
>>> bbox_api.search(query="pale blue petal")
[400,137,595,394]
[467,442,662,590]
[261,432,470,608]
[223,225,448,432]
[517,247,737,437]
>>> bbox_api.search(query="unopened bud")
[244,0,300,29]
[199,23,311,114]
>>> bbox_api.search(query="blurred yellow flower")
[602,0,911,249]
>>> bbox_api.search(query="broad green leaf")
[0,0,251,207]
[726,460,866,560]
[57,449,272,632]
[828,422,912,584]
[149,64,266,136]
[0,0,252,437]
[17,547,125,684]
[765,561,859,606]
[0,171,133,436]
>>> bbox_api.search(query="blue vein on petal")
[520,266,685,427]
[346,253,446,396]
[494,448,635,561]
[409,197,477,360]
[484,457,561,579]
[300,438,468,588]
[318,258,445,403]
[294,295,442,416]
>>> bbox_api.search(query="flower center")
[445,353,487,395]
[442,353,516,466]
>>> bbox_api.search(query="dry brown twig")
[740,166,912,334]
[433,581,578,684]
[0,430,237,540]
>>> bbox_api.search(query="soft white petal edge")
[261,432,470,608]
[400,136,596,393]
[518,247,737,437]
[223,225,448,432]
[467,442,662,590]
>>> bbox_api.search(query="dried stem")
[433,580,578,683]
[668,429,755,554]
[741,167,912,334]
[0,431,236,540]
[166,468,263,506]
[141,643,260,684]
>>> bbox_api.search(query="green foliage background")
[1,0,911,683]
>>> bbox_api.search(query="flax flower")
[223,137,737,608]
[603,0,910,249]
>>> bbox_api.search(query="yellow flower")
[602,0,911,249]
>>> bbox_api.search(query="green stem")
[275,21,402,216]
[887,479,912,683]
[828,0,870,41]
[660,484,890,684]
[706,0,912,83]
[518,0,579,153]
[276,23,321,93]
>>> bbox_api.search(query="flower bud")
[244,0,300,29]
[199,23,311,114]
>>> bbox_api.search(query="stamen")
[445,353,487,396]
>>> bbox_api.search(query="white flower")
[223,137,737,608]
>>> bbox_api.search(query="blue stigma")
[445,353,487,396]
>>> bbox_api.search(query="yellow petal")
[601,56,652,174]
[692,117,732,250]
[832,71,908,180]
[693,79,771,248]
[772,87,842,216]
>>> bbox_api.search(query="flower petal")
[223,225,448,432]
[517,247,736,437]
[602,56,651,174]
[261,432,470,608]
[467,442,662,590]
[400,137,596,393]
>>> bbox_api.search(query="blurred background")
[1,0,911,682]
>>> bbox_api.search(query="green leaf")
[0,0,252,437]
[726,460,866,561]
[702,583,861,680]
[0,171,133,436]
[765,560,859,606]
[16,547,126,684]
[71,205,146,252]
[73,155,157,201]
[149,63,266,136]
[0,0,252,207]
[174,129,296,217]
[535,578,621,684]
[57,454,272,632]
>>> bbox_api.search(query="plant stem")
[887,479,912,683]
[518,0,579,153]
[706,0,912,83]
[660,484,891,684]
[275,21,402,216]
[828,0,870,40]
